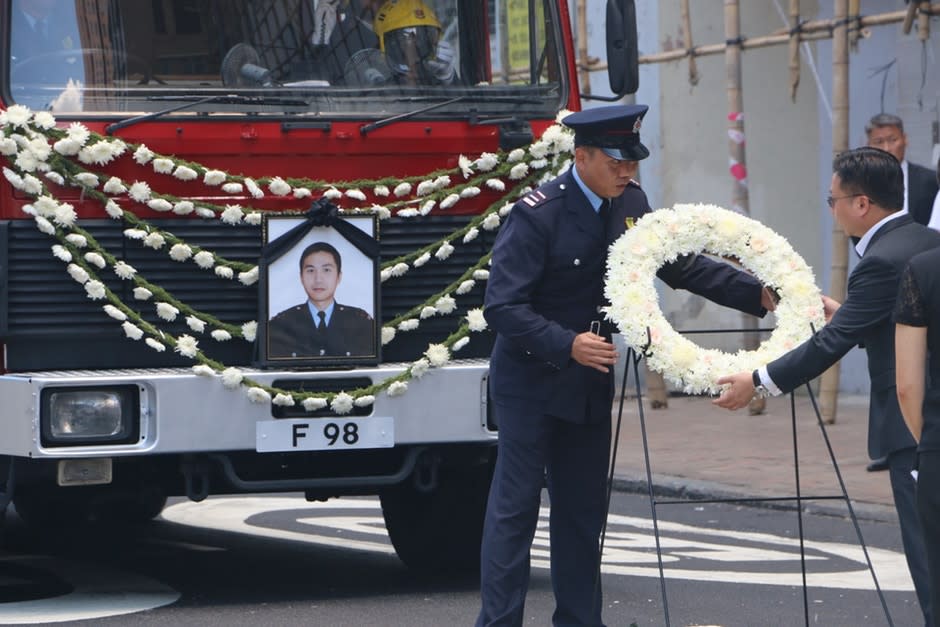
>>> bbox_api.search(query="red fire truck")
[0,0,636,571]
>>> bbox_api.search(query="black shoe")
[866,457,889,472]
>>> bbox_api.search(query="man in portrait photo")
[267,241,375,359]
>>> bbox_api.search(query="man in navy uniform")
[476,104,777,627]
[268,241,375,359]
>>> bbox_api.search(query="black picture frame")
[257,212,380,367]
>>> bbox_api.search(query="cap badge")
[632,116,643,134]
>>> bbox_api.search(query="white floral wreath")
[604,203,826,395]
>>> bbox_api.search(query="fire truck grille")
[0,217,495,370]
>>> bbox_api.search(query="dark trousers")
[917,451,940,627]
[889,446,932,626]
[476,398,611,627]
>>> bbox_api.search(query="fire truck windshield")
[5,0,567,120]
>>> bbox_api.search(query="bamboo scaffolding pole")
[818,0,851,425]
[918,1,932,41]
[788,0,800,101]
[848,0,860,49]
[576,0,590,95]
[681,0,699,85]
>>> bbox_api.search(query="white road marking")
[162,497,914,591]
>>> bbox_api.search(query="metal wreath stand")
[595,326,895,627]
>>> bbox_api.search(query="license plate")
[256,416,394,452]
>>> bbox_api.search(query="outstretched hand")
[571,331,618,373]
[822,295,841,323]
[712,372,755,410]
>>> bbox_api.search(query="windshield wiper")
[105,94,310,135]
[359,95,469,135]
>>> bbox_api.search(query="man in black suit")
[476,104,776,627]
[866,113,939,226]
[715,147,940,626]
[267,242,375,359]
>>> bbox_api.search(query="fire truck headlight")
[41,386,140,446]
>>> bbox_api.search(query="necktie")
[316,310,326,330]
[598,199,611,234]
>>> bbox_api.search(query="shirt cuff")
[757,366,783,396]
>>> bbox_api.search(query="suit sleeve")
[483,205,575,368]
[657,254,766,317]
[767,255,897,393]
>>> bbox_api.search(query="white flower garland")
[604,203,826,395]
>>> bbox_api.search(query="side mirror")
[606,0,639,95]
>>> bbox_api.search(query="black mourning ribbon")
[260,197,380,264]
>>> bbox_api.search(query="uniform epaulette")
[520,189,550,208]
[628,178,642,189]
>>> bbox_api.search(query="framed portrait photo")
[257,211,380,367]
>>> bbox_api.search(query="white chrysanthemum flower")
[163,202,192,218]
[380,268,392,282]
[530,158,548,170]
[156,302,180,321]
[241,320,258,342]
[3,167,24,189]
[32,111,55,129]
[143,232,166,249]
[381,326,396,345]
[331,392,355,415]
[238,267,259,286]
[509,163,529,180]
[272,393,295,407]
[302,397,328,411]
[148,198,173,212]
[268,177,292,196]
[124,228,146,240]
[73,172,99,188]
[133,287,153,300]
[133,145,155,165]
[0,105,31,127]
[482,213,501,231]
[21,204,36,217]
[169,243,193,262]
[83,252,106,269]
[173,165,198,181]
[51,244,72,262]
[67,263,89,284]
[0,137,18,156]
[387,381,408,396]
[413,252,431,267]
[203,169,226,185]
[452,336,470,352]
[193,251,215,268]
[152,158,175,174]
[440,194,460,209]
[419,200,435,215]
[53,203,76,227]
[244,178,263,198]
[186,316,206,333]
[35,215,55,234]
[456,279,475,295]
[507,148,526,163]
[14,150,40,172]
[220,205,244,224]
[247,387,272,404]
[354,395,375,408]
[458,154,474,178]
[426,343,450,367]
[78,141,116,165]
[293,187,312,199]
[84,280,106,300]
[20,173,41,195]
[393,182,412,197]
[64,233,87,247]
[473,269,490,280]
[195,207,216,219]
[463,227,480,243]
[108,138,127,158]
[459,186,481,198]
[211,329,232,342]
[411,358,430,378]
[105,200,123,219]
[433,175,450,189]
[466,308,487,332]
[475,152,499,171]
[373,185,390,197]
[122,321,144,340]
[324,187,342,199]
[103,304,127,321]
[416,180,434,196]
[103,177,126,194]
[44,170,65,185]
[391,318,419,333]
[128,181,152,202]
[434,242,454,260]
[113,261,136,279]
[215,266,234,279]
[396,208,419,218]
[420,306,437,319]
[529,140,550,159]
[221,367,244,389]
[434,295,456,315]
[222,182,243,194]
[345,188,366,201]
[372,204,391,219]
[498,202,514,217]
[174,334,199,358]
[244,212,262,226]
[193,364,215,377]
[389,262,409,277]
